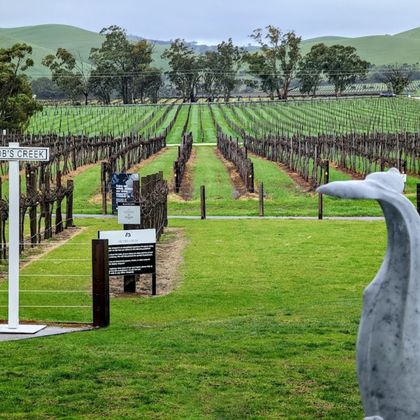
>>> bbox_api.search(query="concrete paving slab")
[0,325,93,342]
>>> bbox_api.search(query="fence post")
[249,161,254,193]
[417,184,420,215]
[200,185,206,220]
[101,162,107,215]
[325,160,330,184]
[65,180,74,228]
[259,183,264,217]
[318,193,324,220]
[92,239,110,327]
[55,171,63,234]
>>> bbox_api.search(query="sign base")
[0,324,47,334]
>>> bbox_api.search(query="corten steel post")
[92,239,110,327]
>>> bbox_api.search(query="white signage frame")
[0,142,50,334]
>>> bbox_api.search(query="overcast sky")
[1,0,419,44]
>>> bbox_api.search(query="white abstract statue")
[317,168,420,420]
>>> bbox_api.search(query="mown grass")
[0,217,387,418]
[166,106,190,144]
[138,147,178,182]
[66,141,411,217]
[200,105,217,143]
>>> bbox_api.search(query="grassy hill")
[0,24,104,77]
[1,24,420,79]
[302,33,420,65]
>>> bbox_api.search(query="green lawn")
[73,165,102,214]
[65,144,413,217]
[166,106,190,144]
[138,147,178,182]
[0,217,387,418]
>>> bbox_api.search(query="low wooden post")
[152,273,157,296]
[324,160,330,184]
[55,171,63,234]
[174,162,179,193]
[65,180,74,228]
[417,184,420,215]
[259,183,264,217]
[200,185,206,220]
[92,239,110,327]
[249,161,255,193]
[101,162,107,215]
[318,193,324,220]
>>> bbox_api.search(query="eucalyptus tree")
[42,48,90,104]
[162,39,201,102]
[200,39,242,101]
[0,43,41,130]
[90,26,158,104]
[297,43,329,96]
[323,45,370,96]
[379,64,413,95]
[244,25,301,100]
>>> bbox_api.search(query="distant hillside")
[1,24,420,79]
[0,24,105,77]
[301,33,420,65]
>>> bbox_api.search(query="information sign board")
[117,203,141,225]
[99,229,156,276]
[111,173,139,213]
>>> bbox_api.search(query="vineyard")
[6,7,420,418]
[28,97,420,138]
[11,97,417,218]
[2,93,420,419]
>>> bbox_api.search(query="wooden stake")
[259,183,264,217]
[200,185,206,220]
[65,180,74,228]
[318,193,324,220]
[101,162,107,215]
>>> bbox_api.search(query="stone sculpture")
[317,168,420,420]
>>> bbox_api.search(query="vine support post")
[200,185,206,220]
[65,180,74,228]
[101,162,107,215]
[318,193,324,220]
[259,183,264,217]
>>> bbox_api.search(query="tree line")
[41,25,374,103]
[1,24,415,129]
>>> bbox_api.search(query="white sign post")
[0,143,50,334]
